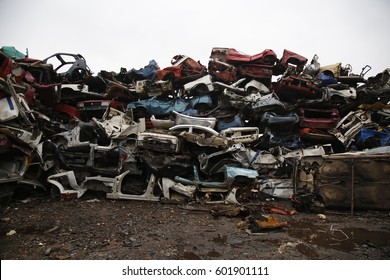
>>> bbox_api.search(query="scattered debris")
[278,241,303,254]
[254,216,287,230]
[44,247,52,256]
[6,230,16,236]
[317,214,327,220]
[330,225,349,241]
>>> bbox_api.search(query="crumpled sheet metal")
[158,177,197,201]
[328,110,377,147]
[47,169,161,201]
[93,107,146,139]
[173,110,217,128]
[2,45,390,209]
[178,130,227,148]
[293,148,390,210]
[107,172,160,201]
[160,169,253,204]
[258,179,293,199]
[0,148,28,184]
[136,132,180,153]
[198,143,253,175]
[174,165,258,192]
[169,124,219,136]
[220,127,260,144]
[0,124,42,149]
[47,170,94,199]
[0,96,19,122]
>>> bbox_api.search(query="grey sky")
[1,0,389,77]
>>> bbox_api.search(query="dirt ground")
[0,190,389,260]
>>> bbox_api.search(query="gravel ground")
[1,190,389,260]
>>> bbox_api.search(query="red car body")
[52,103,81,122]
[272,75,319,102]
[157,55,207,85]
[299,108,340,129]
[208,48,277,84]
[0,51,15,79]
[226,48,277,65]
[273,49,308,76]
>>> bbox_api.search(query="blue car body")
[127,95,213,117]
[127,60,159,81]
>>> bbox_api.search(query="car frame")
[42,53,92,83]
[157,55,207,86]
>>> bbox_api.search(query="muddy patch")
[287,219,390,253]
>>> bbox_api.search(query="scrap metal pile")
[1,46,389,211]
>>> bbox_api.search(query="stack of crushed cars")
[1,45,389,211]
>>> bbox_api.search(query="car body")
[136,132,181,153]
[360,68,390,105]
[225,48,277,65]
[127,59,160,81]
[237,64,273,82]
[216,114,243,132]
[261,111,300,130]
[174,165,259,193]
[226,48,276,83]
[58,84,103,108]
[77,99,125,121]
[0,95,19,122]
[328,110,377,147]
[298,108,340,129]
[92,107,146,139]
[214,77,270,94]
[182,74,215,96]
[366,68,390,91]
[208,58,238,83]
[169,124,227,148]
[0,49,17,79]
[0,134,29,184]
[47,169,159,202]
[319,63,371,86]
[299,128,337,144]
[293,149,390,211]
[126,94,213,117]
[319,63,351,78]
[173,110,217,128]
[13,57,60,107]
[216,78,271,110]
[51,121,112,151]
[356,127,390,150]
[208,48,277,84]
[273,49,308,76]
[157,55,207,86]
[51,103,81,123]
[135,79,173,97]
[245,93,288,114]
[220,127,260,144]
[272,75,320,103]
[42,53,92,83]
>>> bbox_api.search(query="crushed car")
[0,44,389,214]
[157,55,207,87]
[292,147,390,211]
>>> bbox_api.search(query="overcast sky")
[1,0,389,78]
